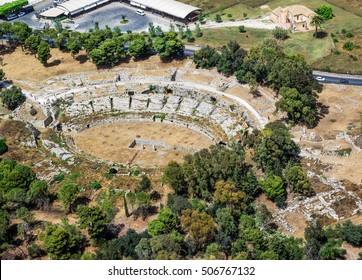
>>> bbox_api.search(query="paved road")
[312,72,362,86]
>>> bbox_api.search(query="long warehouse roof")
[131,0,201,19]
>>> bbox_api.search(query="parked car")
[340,79,349,84]
[136,9,145,16]
[315,76,325,81]
[21,5,34,14]
[5,13,18,20]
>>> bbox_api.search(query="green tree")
[192,45,220,69]
[0,86,26,110]
[215,14,222,23]
[147,207,177,237]
[0,159,36,192]
[24,35,41,56]
[163,161,187,196]
[284,164,313,196]
[338,220,362,247]
[217,41,247,76]
[310,14,325,38]
[58,182,80,213]
[275,87,317,127]
[128,35,150,58]
[27,180,49,210]
[167,193,191,215]
[215,207,237,255]
[315,5,333,21]
[66,36,82,58]
[304,220,327,260]
[89,37,126,66]
[214,180,247,213]
[76,205,108,239]
[40,218,84,260]
[259,174,286,205]
[0,210,9,243]
[136,174,152,192]
[254,121,300,176]
[152,32,184,60]
[0,69,5,81]
[37,41,51,65]
[194,23,202,38]
[180,209,216,250]
[10,21,32,46]
[15,207,34,241]
[0,138,8,155]
[319,238,344,260]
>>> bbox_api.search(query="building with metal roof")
[40,0,110,18]
[129,0,201,21]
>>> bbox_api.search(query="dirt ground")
[1,46,187,84]
[296,84,362,184]
[70,122,213,167]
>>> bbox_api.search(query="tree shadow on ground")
[75,54,88,64]
[0,44,16,55]
[45,59,61,67]
[96,56,131,70]
[315,102,330,125]
[314,31,328,39]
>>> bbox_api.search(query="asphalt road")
[312,72,362,86]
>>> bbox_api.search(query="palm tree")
[310,15,324,38]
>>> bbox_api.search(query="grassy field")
[282,32,335,64]
[312,27,362,74]
[325,0,362,17]
[192,27,273,49]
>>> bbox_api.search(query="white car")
[316,76,325,81]
[136,9,145,16]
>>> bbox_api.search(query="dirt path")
[189,16,279,30]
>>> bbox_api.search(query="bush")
[343,41,354,51]
[345,31,354,38]
[336,148,352,157]
[0,138,8,155]
[0,86,26,110]
[238,25,246,33]
[108,168,118,174]
[272,27,289,40]
[53,172,64,182]
[30,108,37,116]
[215,14,222,23]
[90,181,101,190]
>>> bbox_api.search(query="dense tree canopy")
[254,121,300,176]
[76,205,108,239]
[0,86,26,110]
[40,219,84,260]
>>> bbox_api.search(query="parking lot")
[1,1,180,33]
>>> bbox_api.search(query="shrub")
[343,41,354,51]
[345,31,354,38]
[53,172,64,182]
[215,14,222,23]
[108,168,118,174]
[0,138,8,155]
[272,27,289,40]
[238,25,246,33]
[30,108,37,116]
[336,148,352,157]
[0,86,26,110]
[90,181,101,190]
